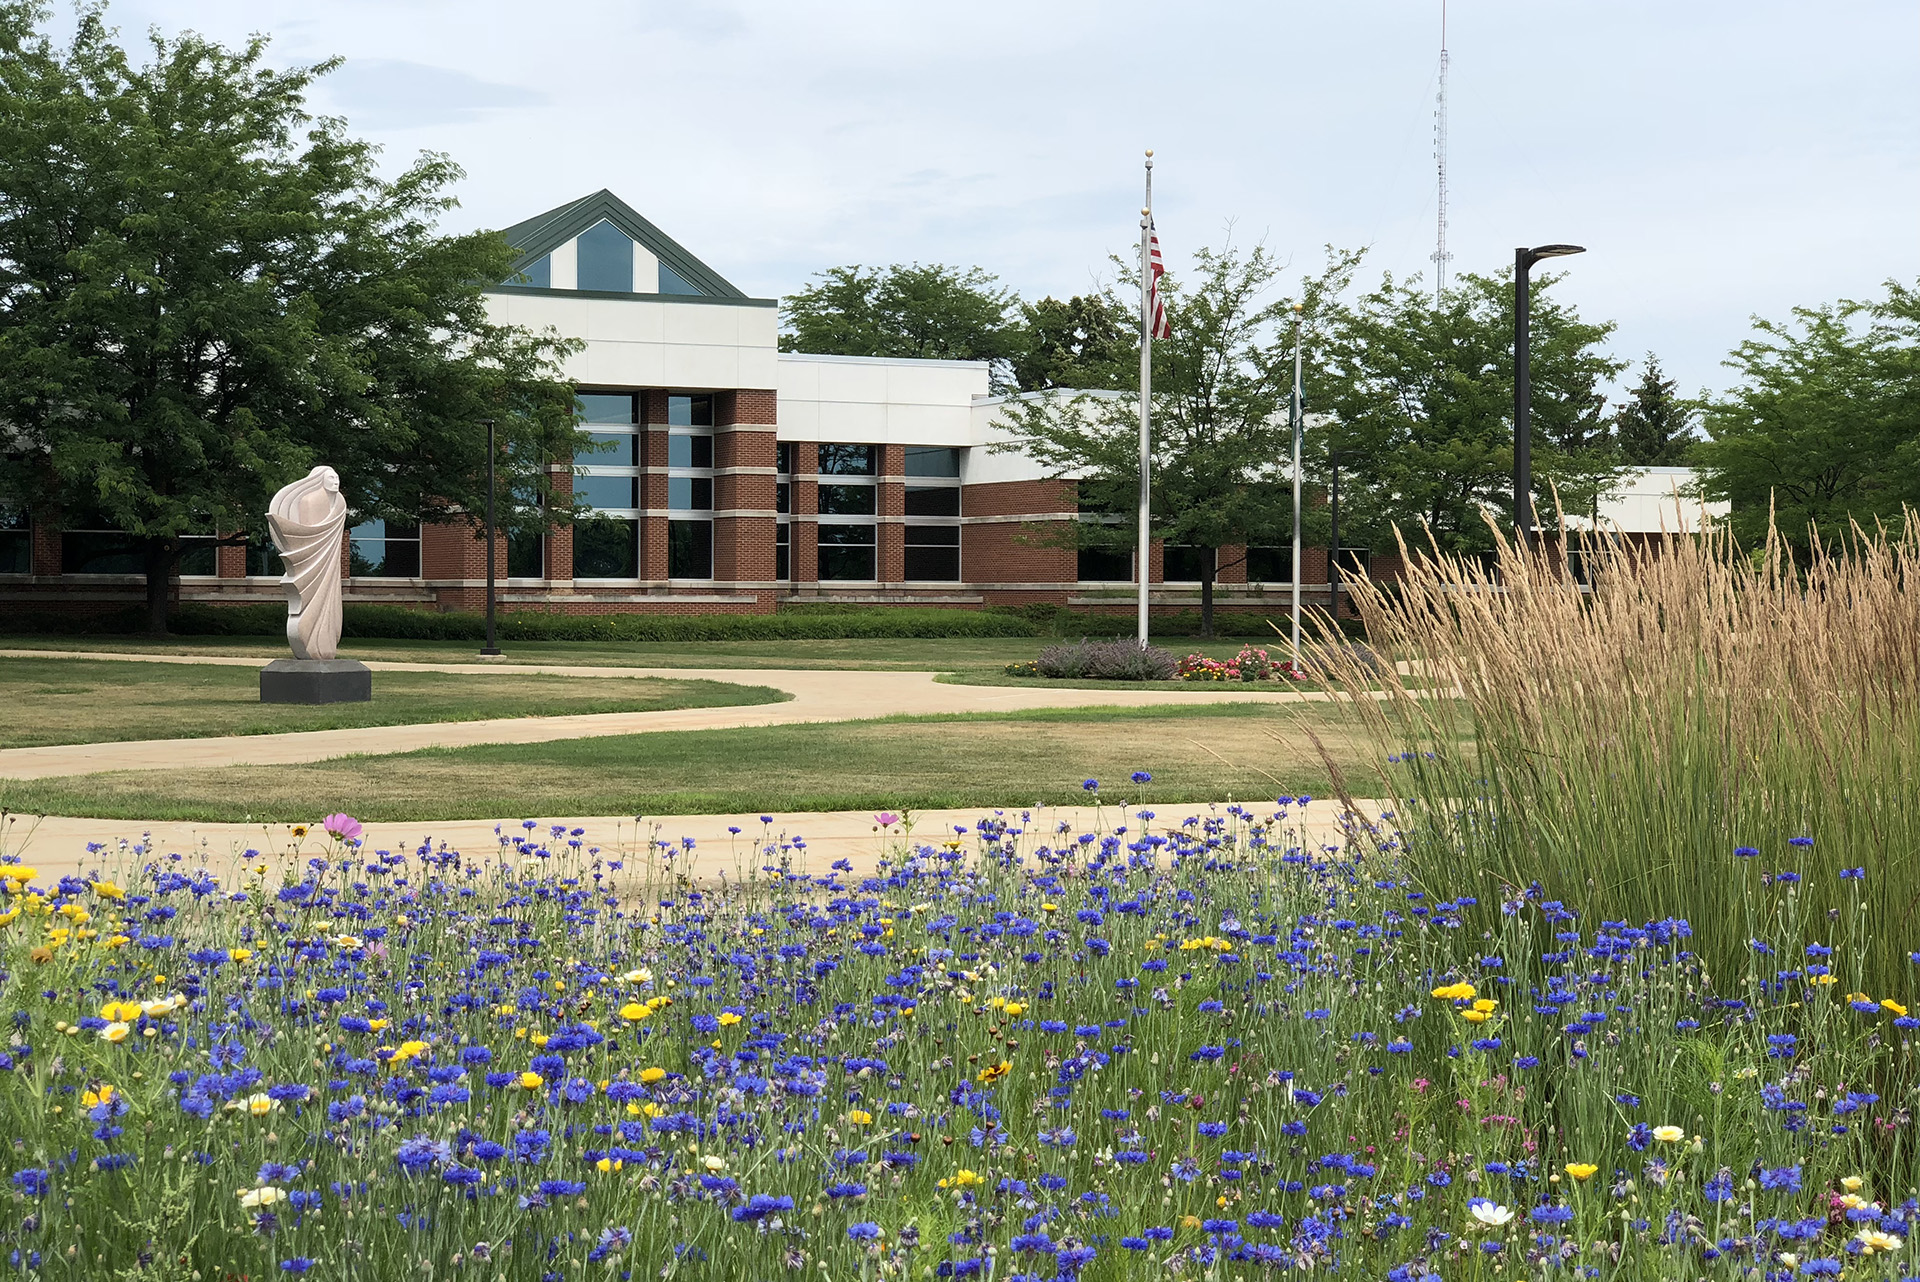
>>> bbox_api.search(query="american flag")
[1147,223,1170,339]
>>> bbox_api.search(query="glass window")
[1335,547,1370,578]
[775,522,790,580]
[577,393,637,424]
[904,526,960,581]
[777,482,790,514]
[668,477,714,511]
[177,538,217,576]
[667,395,714,427]
[574,432,637,466]
[1246,546,1292,584]
[573,517,638,578]
[245,533,283,578]
[658,262,702,296]
[776,442,796,475]
[667,434,714,468]
[819,443,876,476]
[61,531,141,575]
[1078,546,1131,582]
[576,220,633,293]
[904,486,960,517]
[905,446,961,478]
[0,505,30,574]
[507,530,543,578]
[506,254,551,288]
[818,484,876,516]
[576,475,638,510]
[669,519,713,579]
[349,519,421,577]
[1163,545,1207,582]
[817,523,875,581]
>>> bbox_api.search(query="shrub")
[1036,638,1178,681]
[1175,644,1301,682]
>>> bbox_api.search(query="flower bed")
[1175,645,1306,682]
[1,809,1915,1278]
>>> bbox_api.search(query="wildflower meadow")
[3,796,1918,1282]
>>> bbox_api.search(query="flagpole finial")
[1145,148,1154,158]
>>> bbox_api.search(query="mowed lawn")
[0,657,787,748]
[0,703,1381,822]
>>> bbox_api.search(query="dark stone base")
[260,659,373,704]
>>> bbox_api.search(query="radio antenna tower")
[1432,0,1452,303]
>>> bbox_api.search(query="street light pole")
[1289,304,1303,674]
[1328,449,1341,626]
[481,418,502,657]
[1513,243,1585,553]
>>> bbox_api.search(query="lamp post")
[1327,449,1342,626]
[1513,243,1585,552]
[1288,304,1303,674]
[481,418,502,658]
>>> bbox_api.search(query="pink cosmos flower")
[321,813,363,843]
[873,812,901,828]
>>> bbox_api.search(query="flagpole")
[1137,151,1153,649]
[1289,303,1303,674]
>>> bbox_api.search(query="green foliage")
[1310,266,1625,551]
[777,262,1023,388]
[1695,281,1920,545]
[0,3,579,634]
[1613,353,1697,466]
[1012,293,1133,391]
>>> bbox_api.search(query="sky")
[73,0,1920,399]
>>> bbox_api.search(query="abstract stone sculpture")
[260,466,371,703]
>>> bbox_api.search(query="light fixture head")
[1529,243,1585,260]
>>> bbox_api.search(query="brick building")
[0,191,1725,620]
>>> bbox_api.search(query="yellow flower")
[99,1000,141,1022]
[1564,1163,1597,1181]
[91,880,126,902]
[1811,974,1837,985]
[1842,1176,1865,1193]
[290,826,308,838]
[717,1012,742,1027]
[619,1003,651,1022]
[1041,903,1057,913]
[596,1157,623,1173]
[848,1109,873,1125]
[229,947,253,963]
[1881,1000,1908,1017]
[240,1093,278,1116]
[623,967,653,984]
[1180,1214,1203,1229]
[1460,1009,1489,1023]
[976,1059,1013,1084]
[82,1085,116,1110]
[1857,1228,1903,1254]
[639,1067,667,1084]
[388,1040,430,1066]
[1430,982,1476,1001]
[99,1022,130,1044]
[1471,998,1498,1013]
[1003,1003,1025,1018]
[702,1154,727,1172]
[937,1169,982,1190]
[1652,1125,1685,1143]
[518,1071,545,1090]
[239,1186,286,1208]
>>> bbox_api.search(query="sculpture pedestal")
[260,659,373,704]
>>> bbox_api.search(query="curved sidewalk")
[0,649,1340,781]
[2,798,1383,884]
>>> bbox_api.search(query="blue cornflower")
[1734,846,1760,858]
[279,1262,313,1275]
[1759,1165,1802,1192]
[1081,779,1098,792]
[1839,867,1865,880]
[1130,771,1151,784]
[1788,836,1814,847]
[847,1223,882,1242]
[12,1169,50,1197]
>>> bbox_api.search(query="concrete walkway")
[0,648,1338,781]
[1,799,1380,884]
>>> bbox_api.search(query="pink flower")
[321,813,363,843]
[874,812,901,828]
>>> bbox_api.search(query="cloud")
[313,59,547,130]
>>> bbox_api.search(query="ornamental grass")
[1316,515,1920,1003]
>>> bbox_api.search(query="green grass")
[0,633,1276,674]
[0,702,1367,822]
[0,657,787,748]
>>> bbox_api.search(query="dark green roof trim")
[486,284,776,308]
[497,190,747,299]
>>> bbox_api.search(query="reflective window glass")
[658,263,702,296]
[905,446,960,477]
[0,505,29,574]
[818,484,876,516]
[818,523,875,581]
[1163,545,1206,581]
[577,393,636,424]
[669,520,712,578]
[576,475,638,510]
[1078,547,1131,582]
[574,432,637,466]
[507,530,543,578]
[904,486,960,517]
[573,518,638,578]
[668,477,714,511]
[506,254,551,288]
[1246,546,1292,583]
[667,395,714,427]
[576,220,633,293]
[818,444,876,475]
[667,434,714,468]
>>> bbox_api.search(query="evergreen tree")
[1614,354,1696,465]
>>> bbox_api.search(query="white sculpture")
[268,466,347,661]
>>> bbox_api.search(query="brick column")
[877,443,905,583]
[714,389,777,585]
[546,466,575,585]
[216,538,248,579]
[31,514,61,576]
[789,442,818,586]
[1216,543,1247,585]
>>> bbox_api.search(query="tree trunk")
[142,536,175,638]
[1200,546,1216,639]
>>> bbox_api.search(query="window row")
[1077,545,1372,583]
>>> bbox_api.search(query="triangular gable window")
[577,220,633,293]
[505,254,550,288]
[658,262,704,296]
